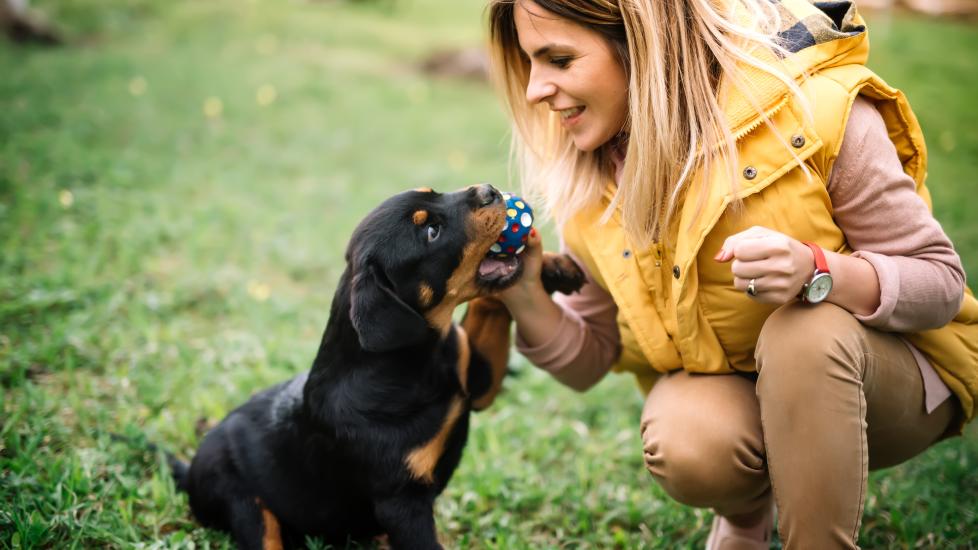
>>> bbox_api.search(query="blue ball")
[488,193,533,258]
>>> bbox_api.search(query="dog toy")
[488,192,533,258]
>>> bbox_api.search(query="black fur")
[175,185,584,549]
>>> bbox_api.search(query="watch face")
[806,273,833,303]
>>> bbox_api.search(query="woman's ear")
[349,263,429,352]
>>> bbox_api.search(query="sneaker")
[705,501,774,550]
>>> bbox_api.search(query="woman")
[486,0,978,548]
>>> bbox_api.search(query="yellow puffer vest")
[562,0,978,423]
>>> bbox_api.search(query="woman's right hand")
[494,227,570,349]
[497,227,546,312]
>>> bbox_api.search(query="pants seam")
[756,398,782,543]
[852,383,867,546]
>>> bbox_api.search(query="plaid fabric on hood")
[777,0,866,54]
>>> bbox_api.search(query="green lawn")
[1,1,976,548]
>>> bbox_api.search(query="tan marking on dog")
[405,396,465,483]
[254,498,283,550]
[412,210,429,225]
[418,282,434,307]
[415,186,433,193]
[423,205,507,336]
[463,297,513,410]
[455,325,471,395]
[424,243,477,336]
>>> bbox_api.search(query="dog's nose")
[475,184,502,208]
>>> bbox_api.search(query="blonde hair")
[488,0,809,246]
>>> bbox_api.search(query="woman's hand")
[495,228,569,348]
[713,226,814,305]
[497,228,546,310]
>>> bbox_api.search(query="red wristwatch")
[799,241,832,304]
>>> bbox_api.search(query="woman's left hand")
[713,226,814,305]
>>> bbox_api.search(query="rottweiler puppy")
[172,184,585,549]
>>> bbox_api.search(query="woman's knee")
[755,301,865,390]
[641,409,767,508]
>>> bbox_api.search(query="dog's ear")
[350,263,430,352]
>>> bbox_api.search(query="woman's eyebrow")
[531,44,574,58]
[532,44,555,58]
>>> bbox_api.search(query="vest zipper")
[732,94,791,143]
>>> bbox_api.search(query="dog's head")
[345,184,522,352]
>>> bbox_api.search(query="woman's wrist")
[499,278,548,315]
[499,279,566,347]
[792,238,817,297]
[823,250,881,316]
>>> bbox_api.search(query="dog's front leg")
[373,494,442,550]
[461,296,512,411]
[224,497,285,550]
[461,254,585,410]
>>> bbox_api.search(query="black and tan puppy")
[172,184,584,549]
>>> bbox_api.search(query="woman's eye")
[427,224,441,242]
[550,57,573,69]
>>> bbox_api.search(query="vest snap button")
[672,265,680,279]
[743,166,758,180]
[791,134,806,148]
[623,249,632,259]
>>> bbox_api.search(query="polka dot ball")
[488,193,533,258]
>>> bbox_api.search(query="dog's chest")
[397,332,473,486]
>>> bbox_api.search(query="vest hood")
[723,0,869,139]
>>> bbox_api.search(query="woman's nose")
[525,70,556,105]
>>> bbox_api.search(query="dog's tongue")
[479,256,517,278]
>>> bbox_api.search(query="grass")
[1,1,977,548]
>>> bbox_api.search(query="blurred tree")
[860,0,978,17]
[1,0,60,44]
[420,47,489,82]
[904,0,978,16]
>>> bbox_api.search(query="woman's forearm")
[824,250,881,317]
[502,283,566,348]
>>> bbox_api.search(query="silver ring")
[746,278,757,297]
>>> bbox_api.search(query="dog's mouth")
[476,254,523,289]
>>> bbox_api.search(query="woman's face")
[514,1,628,153]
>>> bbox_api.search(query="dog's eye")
[427,224,441,242]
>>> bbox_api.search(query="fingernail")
[530,228,537,238]
[713,250,724,261]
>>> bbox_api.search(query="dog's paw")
[541,253,586,295]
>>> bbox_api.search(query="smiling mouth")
[560,106,585,120]
[476,254,523,290]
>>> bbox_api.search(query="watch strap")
[801,241,830,274]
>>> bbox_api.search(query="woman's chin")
[571,130,615,153]
[572,135,601,153]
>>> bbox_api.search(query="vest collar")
[721,0,869,139]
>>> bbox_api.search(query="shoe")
[705,501,774,550]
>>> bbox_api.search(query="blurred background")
[1,0,976,547]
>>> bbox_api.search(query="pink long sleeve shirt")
[517,97,965,412]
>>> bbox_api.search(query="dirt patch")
[420,47,489,82]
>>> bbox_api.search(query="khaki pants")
[640,302,959,549]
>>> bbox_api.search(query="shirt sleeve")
[828,96,965,332]
[515,245,621,391]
